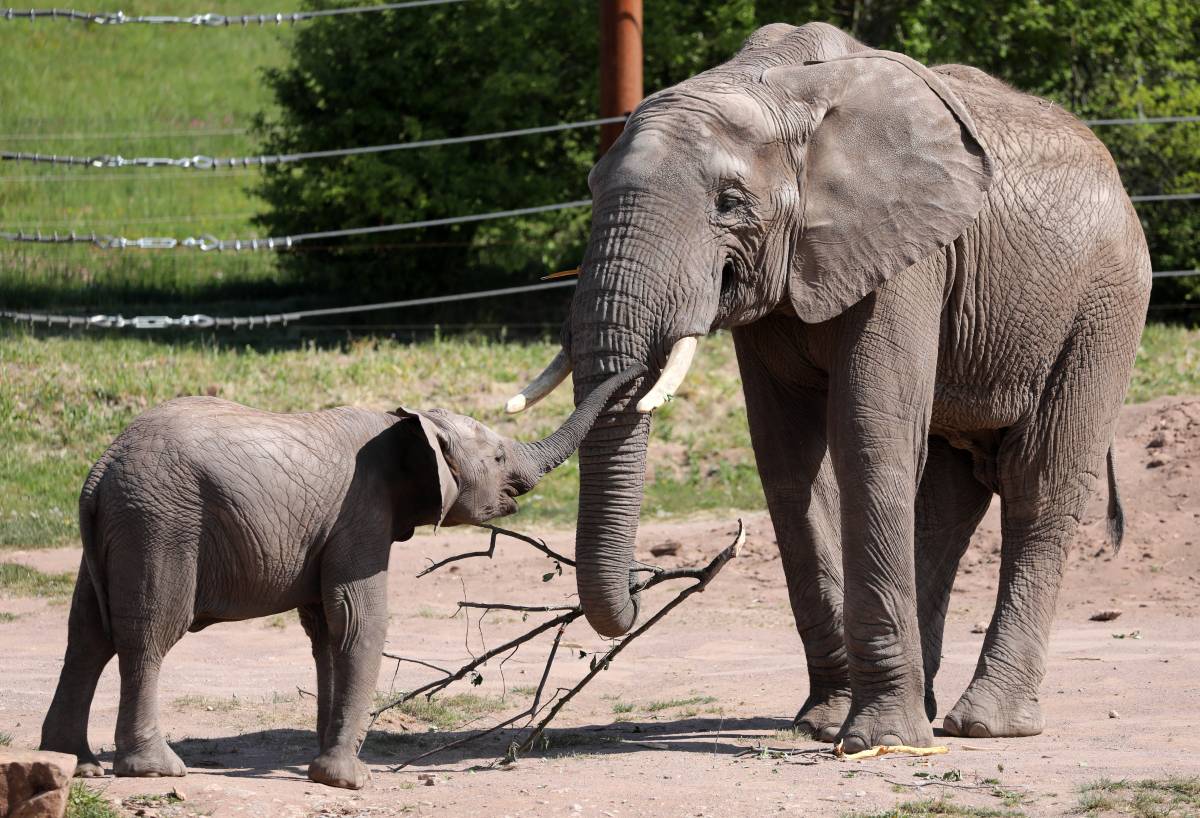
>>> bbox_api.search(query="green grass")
[375,691,506,731]
[0,730,11,746]
[0,612,18,623]
[1128,324,1200,401]
[0,0,289,306]
[3,324,1198,548]
[842,799,1025,818]
[0,562,75,597]
[645,695,717,713]
[66,783,122,818]
[1077,776,1200,817]
[610,695,717,715]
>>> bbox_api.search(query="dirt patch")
[1,398,1197,817]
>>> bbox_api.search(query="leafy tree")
[257,0,1198,324]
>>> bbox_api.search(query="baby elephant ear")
[763,50,992,323]
[395,407,460,526]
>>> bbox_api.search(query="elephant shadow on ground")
[105,716,801,782]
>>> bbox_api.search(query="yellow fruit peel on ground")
[834,742,950,760]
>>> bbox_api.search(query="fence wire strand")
[2,0,470,25]
[0,199,592,250]
[0,117,627,169]
[0,280,578,329]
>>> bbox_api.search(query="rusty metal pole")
[599,0,643,155]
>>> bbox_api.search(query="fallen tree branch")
[360,520,746,767]
[509,524,745,759]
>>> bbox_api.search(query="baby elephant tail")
[1106,444,1124,554]
[79,452,113,640]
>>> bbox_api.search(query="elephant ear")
[394,407,460,526]
[763,50,993,323]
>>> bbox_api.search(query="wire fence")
[1,0,470,25]
[2,0,1196,332]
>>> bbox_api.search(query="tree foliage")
[257,0,1199,322]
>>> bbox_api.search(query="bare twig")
[457,602,577,613]
[381,653,454,678]
[482,524,576,567]
[415,524,575,578]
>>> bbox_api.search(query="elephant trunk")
[575,402,651,637]
[510,364,645,492]
[568,194,713,637]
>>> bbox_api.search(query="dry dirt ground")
[2,397,1198,818]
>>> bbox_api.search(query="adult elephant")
[507,22,1150,752]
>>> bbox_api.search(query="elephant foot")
[309,750,367,790]
[794,687,852,743]
[836,696,935,754]
[41,739,105,778]
[114,740,186,778]
[75,755,106,778]
[943,684,1044,738]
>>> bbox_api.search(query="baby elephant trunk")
[510,364,645,492]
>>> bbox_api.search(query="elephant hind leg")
[914,437,993,723]
[40,558,116,777]
[945,322,1130,739]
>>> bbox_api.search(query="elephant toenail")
[879,734,904,746]
[967,722,992,739]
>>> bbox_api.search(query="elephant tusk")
[505,349,572,414]
[636,336,699,414]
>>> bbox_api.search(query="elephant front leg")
[308,552,389,790]
[299,603,335,750]
[826,296,940,754]
[735,336,851,741]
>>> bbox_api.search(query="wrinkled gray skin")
[39,366,639,789]
[564,22,1150,752]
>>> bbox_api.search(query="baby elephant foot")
[41,741,104,777]
[309,750,367,790]
[943,684,1044,738]
[114,740,186,777]
[794,687,852,743]
[75,755,106,778]
[836,696,935,755]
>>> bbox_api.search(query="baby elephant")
[39,366,641,789]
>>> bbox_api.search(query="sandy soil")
[1,397,1197,818]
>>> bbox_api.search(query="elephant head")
[398,364,643,527]
[506,23,993,637]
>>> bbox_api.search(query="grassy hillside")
[4,324,1198,548]
[0,0,289,305]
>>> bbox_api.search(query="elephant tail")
[1106,444,1124,554]
[79,451,113,640]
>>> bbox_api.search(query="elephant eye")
[715,189,746,215]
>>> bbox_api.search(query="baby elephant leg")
[40,560,115,777]
[112,639,187,777]
[299,603,335,750]
[307,552,389,790]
